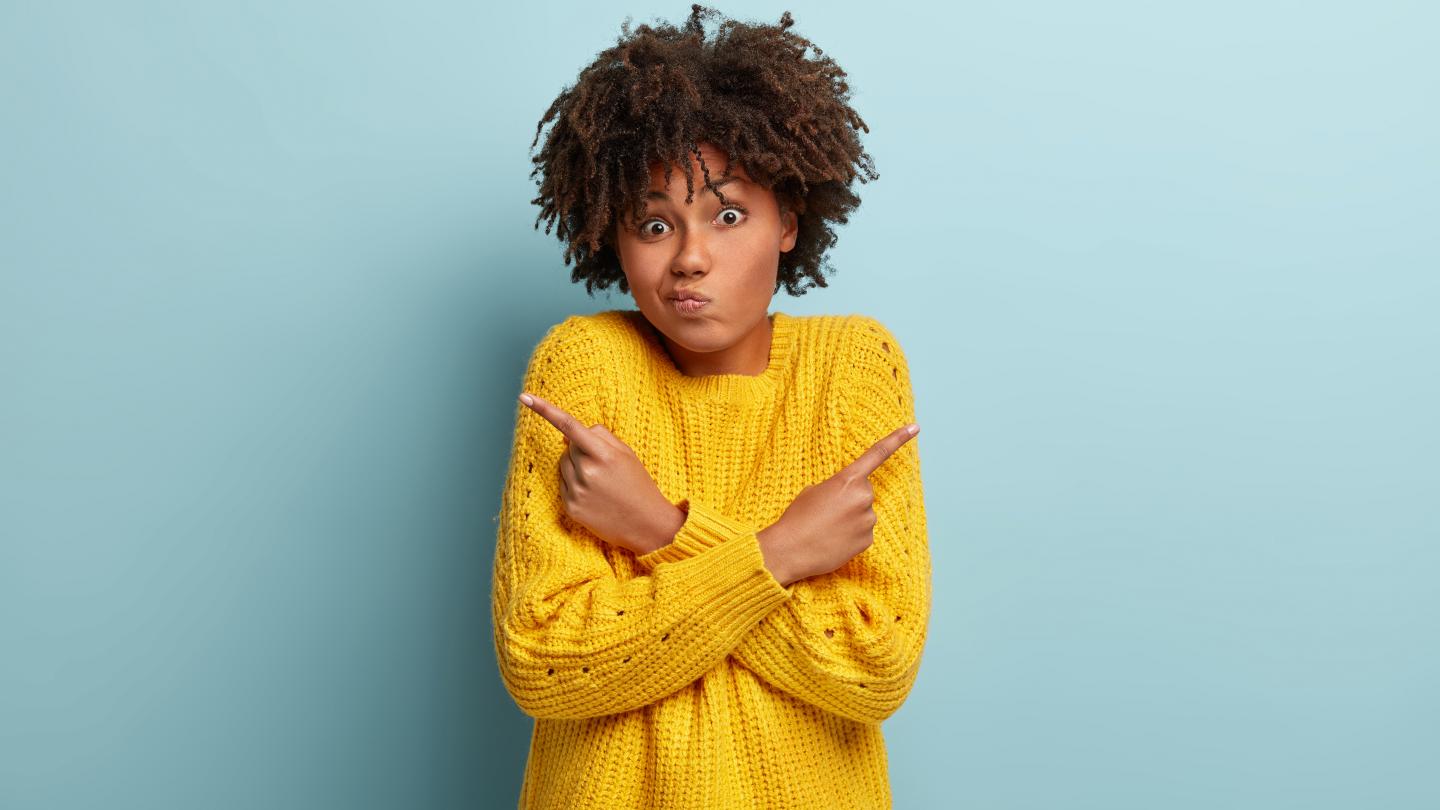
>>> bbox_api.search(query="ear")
[778,205,799,254]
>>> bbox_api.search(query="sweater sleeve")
[632,316,933,724]
[491,316,794,721]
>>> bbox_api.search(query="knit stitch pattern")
[492,309,931,809]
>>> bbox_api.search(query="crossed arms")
[490,315,932,724]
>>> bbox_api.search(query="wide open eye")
[716,205,748,226]
[635,205,747,238]
[637,219,670,237]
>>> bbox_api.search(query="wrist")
[756,523,796,586]
[645,502,688,555]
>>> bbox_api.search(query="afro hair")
[527,4,879,297]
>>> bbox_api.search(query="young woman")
[491,7,931,808]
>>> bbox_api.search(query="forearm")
[495,496,792,721]
[632,498,929,724]
[637,500,800,586]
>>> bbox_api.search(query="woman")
[492,6,932,808]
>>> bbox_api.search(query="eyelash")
[635,205,749,237]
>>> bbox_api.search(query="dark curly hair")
[528,4,879,297]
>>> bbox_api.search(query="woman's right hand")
[757,423,919,586]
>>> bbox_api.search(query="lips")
[670,296,710,316]
[670,290,712,303]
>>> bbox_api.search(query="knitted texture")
[492,309,931,809]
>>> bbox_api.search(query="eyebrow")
[645,176,745,201]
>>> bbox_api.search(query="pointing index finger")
[841,423,919,480]
[519,392,601,453]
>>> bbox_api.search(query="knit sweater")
[491,308,931,809]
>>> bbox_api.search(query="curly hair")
[528,4,879,297]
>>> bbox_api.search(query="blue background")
[4,1,1437,808]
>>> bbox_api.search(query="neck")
[662,314,775,377]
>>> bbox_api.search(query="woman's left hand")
[519,391,682,556]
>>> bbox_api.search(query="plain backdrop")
[3,1,1437,808]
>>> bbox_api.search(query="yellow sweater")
[491,309,932,809]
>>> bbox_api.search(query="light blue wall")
[4,1,1437,808]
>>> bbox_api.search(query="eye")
[716,204,748,226]
[637,219,670,238]
[635,205,749,238]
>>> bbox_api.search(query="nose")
[670,224,711,278]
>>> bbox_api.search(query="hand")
[757,423,919,586]
[519,392,684,556]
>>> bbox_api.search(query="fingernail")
[519,393,534,406]
[906,423,919,435]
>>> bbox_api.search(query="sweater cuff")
[636,498,755,569]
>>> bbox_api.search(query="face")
[612,141,798,373]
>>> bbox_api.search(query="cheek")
[619,242,659,272]
[738,233,783,273]
[615,236,647,269]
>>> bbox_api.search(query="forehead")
[645,143,754,189]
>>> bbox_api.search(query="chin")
[664,330,724,352]
[656,320,730,350]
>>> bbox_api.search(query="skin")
[611,141,798,378]
[516,140,919,586]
